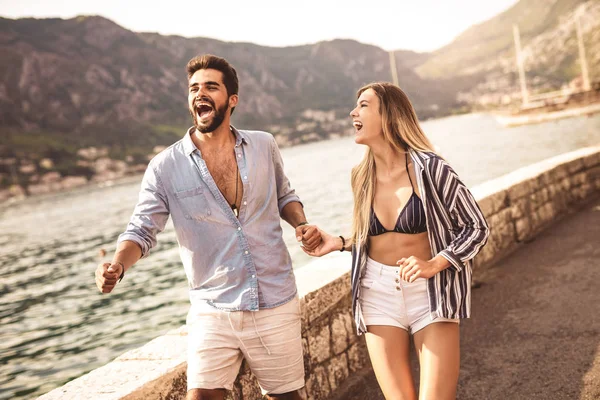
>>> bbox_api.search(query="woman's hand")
[301,228,342,257]
[397,256,445,282]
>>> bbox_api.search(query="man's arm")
[270,135,320,250]
[95,163,170,293]
[280,201,307,229]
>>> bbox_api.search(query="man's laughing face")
[188,68,236,133]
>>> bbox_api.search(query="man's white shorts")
[186,296,305,395]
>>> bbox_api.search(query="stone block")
[327,353,349,392]
[306,365,330,400]
[343,311,357,344]
[302,274,351,327]
[331,314,350,355]
[581,183,593,198]
[538,187,550,204]
[549,190,568,215]
[549,164,570,182]
[547,183,560,197]
[573,171,588,186]
[515,217,531,242]
[588,166,600,182]
[302,337,311,372]
[560,177,572,192]
[566,158,585,174]
[510,197,530,220]
[584,152,600,169]
[496,205,513,224]
[477,190,508,217]
[530,187,550,209]
[308,324,331,365]
[583,151,600,169]
[347,340,370,374]
[507,178,535,202]
[536,202,556,226]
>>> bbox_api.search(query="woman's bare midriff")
[368,231,431,266]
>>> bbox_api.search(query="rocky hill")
[417,0,600,107]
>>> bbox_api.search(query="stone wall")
[471,146,600,269]
[39,146,600,400]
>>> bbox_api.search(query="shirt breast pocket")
[175,186,211,221]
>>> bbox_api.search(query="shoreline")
[0,173,144,211]
[0,111,506,208]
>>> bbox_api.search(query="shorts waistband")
[366,257,399,269]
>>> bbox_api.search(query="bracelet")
[114,261,125,282]
[296,221,309,228]
[339,236,346,252]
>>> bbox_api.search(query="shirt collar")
[182,125,247,156]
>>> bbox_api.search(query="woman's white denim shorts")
[359,257,459,334]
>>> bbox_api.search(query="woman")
[303,82,489,400]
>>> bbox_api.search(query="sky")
[0,0,520,52]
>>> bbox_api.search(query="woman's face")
[349,88,383,146]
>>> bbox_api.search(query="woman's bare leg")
[413,322,460,400]
[365,325,417,400]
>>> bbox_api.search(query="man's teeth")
[353,122,363,130]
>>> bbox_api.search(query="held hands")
[295,224,322,252]
[300,228,341,257]
[397,256,442,282]
[95,262,123,293]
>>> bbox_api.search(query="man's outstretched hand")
[95,262,123,293]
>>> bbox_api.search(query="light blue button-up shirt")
[118,127,301,311]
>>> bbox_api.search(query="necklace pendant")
[232,204,239,217]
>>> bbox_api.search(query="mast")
[575,4,591,91]
[389,51,399,86]
[513,24,529,106]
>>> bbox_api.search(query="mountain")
[0,15,462,143]
[416,0,600,106]
[1,0,597,199]
[0,15,469,197]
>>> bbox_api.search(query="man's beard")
[189,100,229,134]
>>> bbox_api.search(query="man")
[95,54,320,400]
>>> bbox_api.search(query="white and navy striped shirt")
[351,149,490,335]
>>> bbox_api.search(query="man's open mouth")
[196,103,214,119]
[353,121,363,131]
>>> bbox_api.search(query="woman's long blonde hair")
[350,82,437,247]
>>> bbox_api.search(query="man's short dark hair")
[186,54,239,98]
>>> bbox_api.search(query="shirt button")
[244,251,249,255]
[396,286,401,291]
[237,153,241,158]
[243,201,247,205]
[251,275,255,278]
[238,227,241,231]
[243,176,247,180]
[395,278,400,283]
